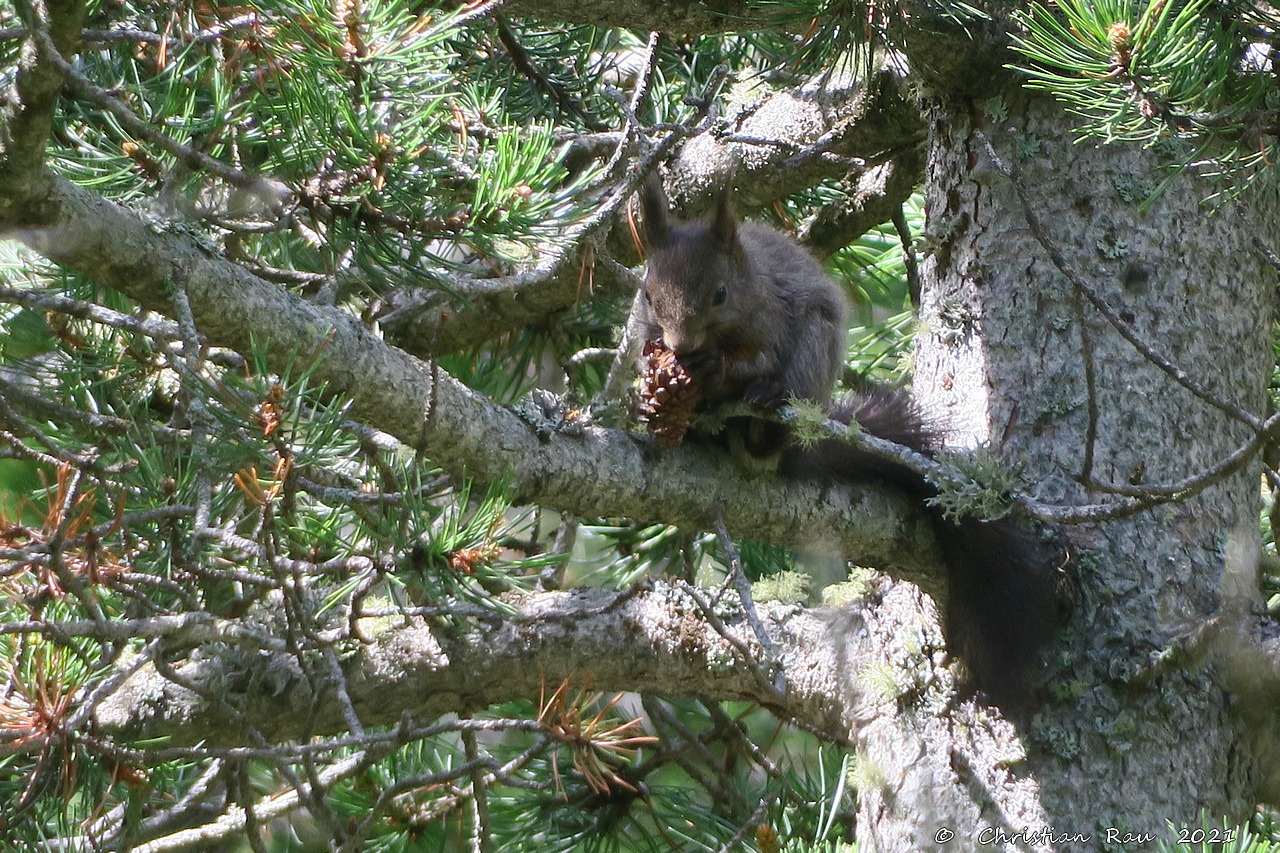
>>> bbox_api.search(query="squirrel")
[635,177,1064,706]
[637,178,847,465]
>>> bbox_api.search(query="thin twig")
[711,517,784,692]
[0,419,97,472]
[641,696,743,808]
[453,0,507,27]
[128,753,369,853]
[1072,286,1100,485]
[716,793,780,853]
[0,286,184,340]
[462,723,493,853]
[676,578,782,700]
[1237,203,1280,275]
[495,16,606,131]
[79,717,548,767]
[1253,236,1280,274]
[170,277,213,539]
[322,647,365,738]
[237,761,270,853]
[0,373,189,443]
[136,759,225,840]
[891,204,920,306]
[0,19,258,46]
[629,32,663,117]
[0,612,290,650]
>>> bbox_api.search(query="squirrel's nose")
[665,330,704,355]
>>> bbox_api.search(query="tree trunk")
[5,3,1280,849]
[852,84,1274,848]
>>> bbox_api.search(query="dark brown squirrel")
[636,178,1065,706]
[637,178,847,464]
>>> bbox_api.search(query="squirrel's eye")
[643,290,652,306]
[712,286,727,306]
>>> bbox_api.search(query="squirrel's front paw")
[674,346,722,380]
[743,378,788,409]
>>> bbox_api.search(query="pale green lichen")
[751,570,811,605]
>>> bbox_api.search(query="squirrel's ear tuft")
[640,176,670,245]
[710,185,738,247]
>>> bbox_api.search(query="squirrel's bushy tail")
[780,385,1065,706]
[934,513,1063,706]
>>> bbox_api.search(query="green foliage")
[835,198,920,379]
[1010,0,1279,189]
[767,746,857,851]
[3,0,1276,849]
[38,0,606,291]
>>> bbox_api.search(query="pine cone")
[636,339,701,448]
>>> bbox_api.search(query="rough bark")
[88,584,899,748]
[2,2,1279,849]
[660,66,925,214]
[0,0,83,213]
[866,83,1276,850]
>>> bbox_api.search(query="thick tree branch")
[0,173,945,581]
[0,0,83,215]
[92,586,877,748]
[799,152,925,258]
[662,66,925,216]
